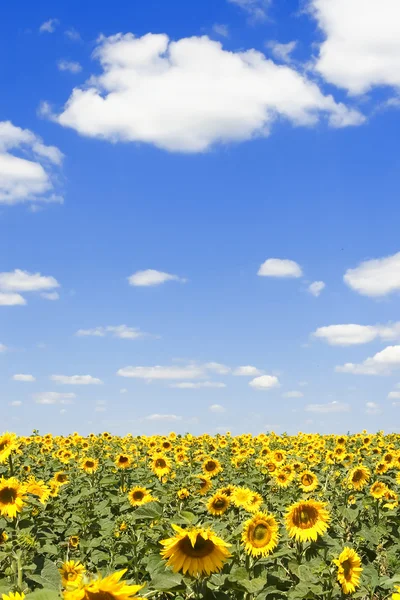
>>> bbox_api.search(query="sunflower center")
[212,498,227,510]
[293,505,318,528]
[0,442,9,452]
[341,559,353,580]
[252,523,271,545]
[352,470,364,483]
[57,474,67,482]
[86,461,95,468]
[179,534,215,558]
[67,572,79,581]
[205,461,216,472]
[133,491,144,500]
[85,591,117,600]
[302,475,313,486]
[155,459,166,468]
[0,487,17,504]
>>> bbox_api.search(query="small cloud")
[308,281,325,297]
[34,391,76,404]
[344,251,400,297]
[0,343,7,353]
[227,0,269,22]
[39,18,59,33]
[120,388,128,394]
[212,24,229,37]
[336,344,400,375]
[57,60,82,74]
[258,258,302,278]
[50,374,103,385]
[305,401,350,414]
[298,381,308,387]
[170,381,226,389]
[9,400,22,407]
[366,401,382,415]
[388,391,400,399]
[0,292,26,306]
[204,362,231,375]
[117,364,204,380]
[209,404,226,413]
[76,325,148,339]
[128,269,187,287]
[233,365,263,376]
[145,414,183,422]
[40,291,59,301]
[282,390,304,398]
[315,322,400,346]
[249,375,280,390]
[12,374,36,382]
[64,28,81,41]
[0,270,60,293]
[266,40,297,63]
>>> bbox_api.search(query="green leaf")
[31,559,61,590]
[151,571,183,591]
[240,577,268,594]
[26,590,62,600]
[132,502,163,520]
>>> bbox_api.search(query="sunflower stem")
[8,453,14,477]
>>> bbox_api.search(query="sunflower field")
[1,430,400,600]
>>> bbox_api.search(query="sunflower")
[348,466,370,490]
[127,487,153,507]
[0,432,18,464]
[151,455,171,478]
[63,569,143,600]
[2,594,25,600]
[207,493,230,516]
[393,585,400,600]
[0,531,8,544]
[275,470,292,488]
[59,560,85,588]
[334,547,362,594]
[115,454,132,469]
[298,471,318,492]
[195,475,212,496]
[80,457,99,474]
[69,536,80,548]
[370,481,388,499]
[218,485,235,497]
[383,489,398,509]
[160,525,231,576]
[25,476,50,504]
[285,499,330,542]
[202,458,222,478]
[54,472,69,486]
[177,488,190,500]
[0,477,26,519]
[232,487,252,508]
[245,491,263,513]
[242,512,279,557]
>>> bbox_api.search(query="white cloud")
[0,343,7,353]
[233,365,263,376]
[50,374,103,385]
[128,269,186,287]
[366,401,382,415]
[298,380,308,387]
[58,60,82,74]
[212,24,229,38]
[227,0,270,21]
[40,291,59,301]
[209,404,226,413]
[305,400,350,413]
[76,325,147,339]
[204,362,231,375]
[0,269,59,293]
[117,364,205,380]
[65,28,81,42]
[9,401,22,407]
[54,33,363,153]
[0,292,26,306]
[310,0,400,95]
[170,381,226,389]
[308,281,325,297]
[145,414,183,421]
[120,388,128,394]
[266,40,297,63]
[336,344,400,375]
[283,390,304,398]
[249,374,280,390]
[258,258,302,278]
[388,391,400,399]
[12,374,36,382]
[0,121,63,205]
[344,252,400,297]
[313,322,400,346]
[34,391,76,404]
[39,18,59,33]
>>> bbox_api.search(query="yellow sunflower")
[298,471,318,492]
[115,454,132,470]
[393,585,400,600]
[334,547,362,594]
[195,475,212,496]
[69,535,80,548]
[275,470,293,488]
[25,476,51,504]
[348,466,370,490]
[242,512,279,557]
[2,593,25,600]
[160,525,231,576]
[285,499,330,542]
[202,458,222,478]
[244,491,263,513]
[177,488,190,500]
[151,455,171,478]
[0,477,26,519]
[59,560,85,588]
[370,481,388,499]
[232,487,252,508]
[0,432,18,464]
[127,487,153,507]
[54,472,69,486]
[80,457,99,474]
[63,569,143,600]
[207,493,230,516]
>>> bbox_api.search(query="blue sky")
[2,0,400,436]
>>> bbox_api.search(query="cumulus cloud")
[344,252,400,297]
[305,400,350,413]
[39,18,59,33]
[309,0,400,95]
[366,401,382,415]
[12,374,36,382]
[0,121,63,205]
[50,374,103,385]
[57,60,82,74]
[209,404,226,413]
[118,364,205,380]
[0,292,26,306]
[204,362,231,375]
[53,33,364,153]
[76,324,149,339]
[233,365,263,376]
[258,258,302,278]
[34,391,76,404]
[0,269,59,292]
[336,345,400,375]
[388,391,400,399]
[170,381,226,389]
[308,281,325,297]
[145,414,183,421]
[283,390,304,398]
[227,0,270,21]
[128,269,186,287]
[249,375,280,390]
[266,40,297,63]
[313,322,400,346]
